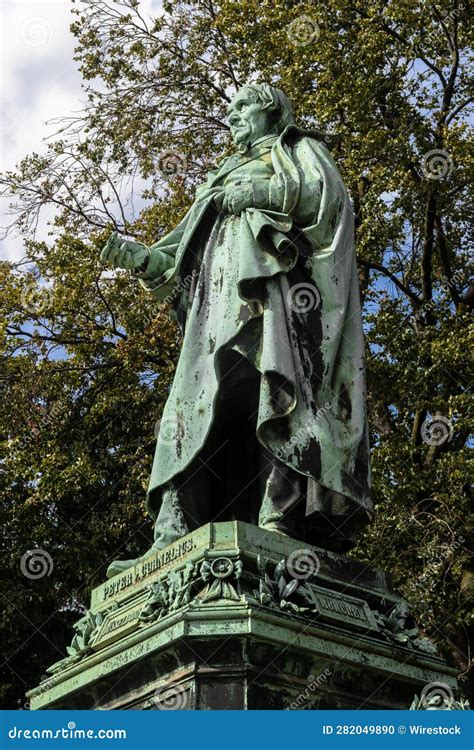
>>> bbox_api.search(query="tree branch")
[356,257,421,304]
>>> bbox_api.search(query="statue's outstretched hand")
[100,231,150,271]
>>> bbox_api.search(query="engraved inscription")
[103,572,134,600]
[101,608,139,636]
[317,594,366,621]
[101,538,197,602]
[105,642,147,672]
[304,584,379,632]
[92,593,149,650]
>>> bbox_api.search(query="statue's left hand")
[222,179,272,215]
[100,231,150,271]
[222,182,254,215]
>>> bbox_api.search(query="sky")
[0,0,161,263]
[0,0,85,261]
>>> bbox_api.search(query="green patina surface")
[101,84,372,576]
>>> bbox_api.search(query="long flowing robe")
[136,126,372,536]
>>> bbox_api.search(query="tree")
[1,0,472,707]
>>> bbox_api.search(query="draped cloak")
[136,125,373,536]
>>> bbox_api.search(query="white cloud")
[0,1,82,260]
[0,0,164,262]
[1,1,81,163]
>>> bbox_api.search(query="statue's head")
[227,83,294,150]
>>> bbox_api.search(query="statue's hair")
[241,83,295,133]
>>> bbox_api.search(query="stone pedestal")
[27,522,458,710]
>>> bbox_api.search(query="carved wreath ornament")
[138,556,244,623]
[45,604,118,676]
[139,561,197,623]
[199,557,243,602]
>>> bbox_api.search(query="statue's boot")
[259,524,290,537]
[105,542,164,578]
[105,536,174,579]
[106,486,191,579]
[106,556,141,579]
[258,448,306,540]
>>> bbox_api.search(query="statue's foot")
[106,540,171,579]
[106,558,139,579]
[259,523,290,537]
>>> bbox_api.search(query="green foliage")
[0,0,472,706]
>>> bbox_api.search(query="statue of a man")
[102,83,372,578]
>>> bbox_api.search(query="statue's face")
[227,88,270,148]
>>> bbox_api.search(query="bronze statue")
[101,83,372,577]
